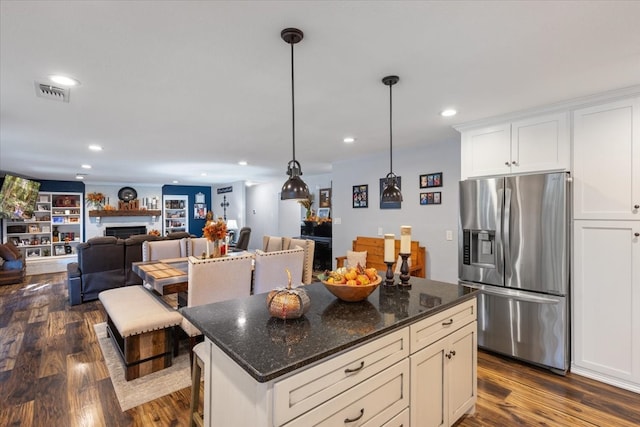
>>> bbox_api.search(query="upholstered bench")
[99,286,183,380]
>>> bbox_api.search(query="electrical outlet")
[378,227,383,236]
[334,217,341,225]
[446,230,453,241]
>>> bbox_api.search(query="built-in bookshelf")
[3,192,83,258]
[163,195,188,235]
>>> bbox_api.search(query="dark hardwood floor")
[0,272,638,426]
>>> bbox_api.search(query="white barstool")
[190,342,209,427]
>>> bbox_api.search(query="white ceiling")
[1,1,639,186]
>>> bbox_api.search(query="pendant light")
[280,28,310,200]
[380,75,403,204]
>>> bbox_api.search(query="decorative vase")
[207,239,222,258]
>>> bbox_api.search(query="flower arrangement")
[203,218,227,242]
[86,192,105,209]
[297,194,314,219]
[148,229,161,236]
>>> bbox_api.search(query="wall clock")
[117,186,137,202]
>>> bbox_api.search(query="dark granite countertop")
[181,276,476,383]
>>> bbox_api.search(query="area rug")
[94,322,192,411]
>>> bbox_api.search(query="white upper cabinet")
[460,112,569,179]
[573,96,640,220]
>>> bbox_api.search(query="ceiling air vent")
[34,81,70,102]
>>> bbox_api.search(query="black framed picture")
[419,172,443,188]
[319,188,331,208]
[379,176,402,209]
[420,191,441,205]
[352,185,368,208]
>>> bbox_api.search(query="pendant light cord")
[291,42,296,163]
[389,82,393,174]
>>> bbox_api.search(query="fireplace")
[105,226,147,239]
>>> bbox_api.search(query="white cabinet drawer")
[273,328,409,426]
[284,359,410,427]
[379,408,409,427]
[410,299,476,354]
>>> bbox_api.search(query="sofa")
[67,234,186,305]
[67,236,125,305]
[0,241,26,285]
[124,234,165,285]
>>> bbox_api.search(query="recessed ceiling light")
[172,180,179,184]
[238,160,248,166]
[89,144,103,151]
[75,174,85,180]
[81,164,91,169]
[50,75,80,86]
[201,172,207,176]
[440,109,457,117]
[343,137,356,143]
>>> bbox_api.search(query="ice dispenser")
[462,229,496,267]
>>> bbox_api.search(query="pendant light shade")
[280,28,310,201]
[381,75,403,204]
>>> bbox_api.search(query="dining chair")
[181,254,254,355]
[231,227,251,251]
[142,238,188,261]
[283,237,315,285]
[253,247,304,295]
[188,237,209,258]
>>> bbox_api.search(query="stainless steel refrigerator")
[458,172,570,374]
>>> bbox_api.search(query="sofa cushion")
[0,244,18,261]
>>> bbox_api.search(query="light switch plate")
[446,230,453,241]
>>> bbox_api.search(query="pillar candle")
[384,234,395,263]
[400,225,412,254]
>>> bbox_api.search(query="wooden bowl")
[319,275,382,302]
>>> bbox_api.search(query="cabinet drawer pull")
[344,408,364,423]
[634,204,639,209]
[344,361,365,374]
[504,161,510,166]
[442,319,454,326]
[635,232,640,237]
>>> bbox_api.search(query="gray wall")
[245,174,332,251]
[331,138,461,283]
[245,137,460,283]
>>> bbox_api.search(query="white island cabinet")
[195,291,477,427]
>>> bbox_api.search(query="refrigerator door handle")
[463,282,562,304]
[495,188,505,277]
[503,186,512,283]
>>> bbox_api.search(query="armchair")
[0,242,26,286]
[231,227,251,251]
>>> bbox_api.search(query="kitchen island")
[182,277,477,427]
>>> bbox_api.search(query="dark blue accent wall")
[162,185,211,236]
[37,179,86,193]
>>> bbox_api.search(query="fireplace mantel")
[88,210,162,217]
[89,210,162,224]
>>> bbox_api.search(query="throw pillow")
[0,244,18,261]
[6,241,21,258]
[346,250,367,269]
